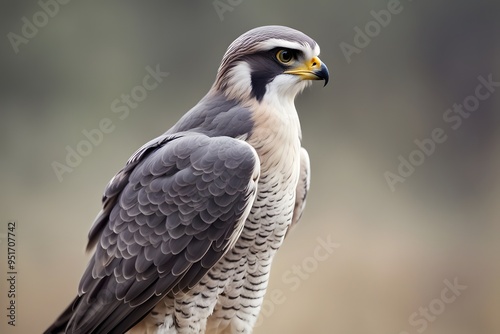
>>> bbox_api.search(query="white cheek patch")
[225,62,253,100]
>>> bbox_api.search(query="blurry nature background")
[1,1,499,333]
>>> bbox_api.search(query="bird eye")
[276,49,293,64]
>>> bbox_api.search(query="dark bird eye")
[276,49,293,64]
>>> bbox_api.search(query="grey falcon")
[45,25,329,334]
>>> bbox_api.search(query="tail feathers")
[44,296,80,334]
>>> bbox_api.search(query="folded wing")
[66,133,260,334]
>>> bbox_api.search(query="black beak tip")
[319,63,330,87]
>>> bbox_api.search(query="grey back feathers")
[167,91,254,138]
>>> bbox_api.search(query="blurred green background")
[1,1,499,333]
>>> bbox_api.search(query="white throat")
[258,74,310,137]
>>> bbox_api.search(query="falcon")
[45,25,329,334]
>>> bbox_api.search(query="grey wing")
[66,133,260,334]
[288,147,310,234]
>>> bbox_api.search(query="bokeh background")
[1,1,499,333]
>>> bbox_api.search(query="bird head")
[213,25,329,104]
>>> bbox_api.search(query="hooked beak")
[284,56,330,86]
